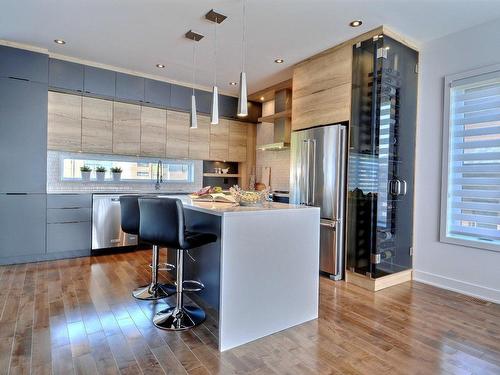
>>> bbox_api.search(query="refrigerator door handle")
[305,139,311,205]
[310,139,317,206]
[334,127,346,218]
[300,139,309,205]
[320,219,336,228]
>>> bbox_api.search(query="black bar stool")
[119,195,175,300]
[138,197,217,331]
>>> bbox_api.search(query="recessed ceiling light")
[274,58,284,64]
[54,39,66,45]
[156,64,166,68]
[349,20,363,27]
[229,82,238,86]
[260,96,265,101]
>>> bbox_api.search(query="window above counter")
[61,155,194,183]
[47,151,203,194]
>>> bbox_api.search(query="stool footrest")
[149,263,175,272]
[181,280,205,292]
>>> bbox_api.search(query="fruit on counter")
[192,186,212,196]
[192,186,223,196]
[255,182,266,191]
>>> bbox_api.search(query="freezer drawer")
[92,195,138,250]
[319,219,343,278]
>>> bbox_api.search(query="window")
[441,64,500,252]
[61,156,194,183]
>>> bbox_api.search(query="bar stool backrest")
[119,195,140,235]
[138,197,185,249]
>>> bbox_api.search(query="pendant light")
[185,30,204,129]
[237,0,248,117]
[206,9,226,125]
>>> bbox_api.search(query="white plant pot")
[96,172,106,182]
[112,172,122,182]
[81,171,91,182]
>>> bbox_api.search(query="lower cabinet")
[46,194,92,254]
[0,194,46,258]
[47,222,91,253]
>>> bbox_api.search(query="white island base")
[164,197,320,351]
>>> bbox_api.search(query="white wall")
[414,18,500,303]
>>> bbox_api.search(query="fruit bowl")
[229,186,269,206]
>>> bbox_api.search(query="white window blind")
[441,65,500,252]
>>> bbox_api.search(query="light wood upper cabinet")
[228,120,247,162]
[46,92,256,162]
[292,45,352,130]
[189,115,210,160]
[48,91,82,151]
[113,102,141,155]
[209,118,229,161]
[140,106,166,157]
[166,110,189,159]
[82,97,113,154]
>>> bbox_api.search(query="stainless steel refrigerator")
[290,124,347,280]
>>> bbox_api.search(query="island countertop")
[158,194,318,216]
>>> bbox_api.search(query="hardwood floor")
[0,250,499,375]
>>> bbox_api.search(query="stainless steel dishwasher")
[92,194,138,250]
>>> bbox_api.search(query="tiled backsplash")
[47,151,203,193]
[255,121,291,191]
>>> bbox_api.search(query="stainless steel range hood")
[257,141,289,151]
[256,88,291,151]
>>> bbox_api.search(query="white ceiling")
[1,0,500,96]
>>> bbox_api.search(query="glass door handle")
[389,179,407,196]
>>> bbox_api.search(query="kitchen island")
[159,195,320,351]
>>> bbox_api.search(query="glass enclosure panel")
[347,35,418,278]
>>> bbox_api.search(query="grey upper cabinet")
[84,66,116,98]
[49,59,84,92]
[0,77,47,193]
[0,45,48,83]
[170,84,191,111]
[116,72,145,102]
[220,95,238,118]
[195,89,212,114]
[144,79,171,107]
[0,194,46,258]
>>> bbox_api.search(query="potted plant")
[111,166,122,182]
[95,166,107,182]
[80,165,92,182]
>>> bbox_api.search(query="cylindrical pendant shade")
[211,85,219,125]
[190,94,198,129]
[237,71,248,117]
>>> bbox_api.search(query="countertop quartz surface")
[159,195,319,216]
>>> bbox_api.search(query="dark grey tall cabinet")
[347,35,418,278]
[0,46,49,260]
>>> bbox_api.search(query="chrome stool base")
[153,305,206,331]
[132,283,176,300]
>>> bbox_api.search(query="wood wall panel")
[166,110,189,159]
[140,106,166,157]
[189,115,210,160]
[112,102,141,155]
[81,97,113,154]
[47,91,82,151]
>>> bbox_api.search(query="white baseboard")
[413,270,500,304]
